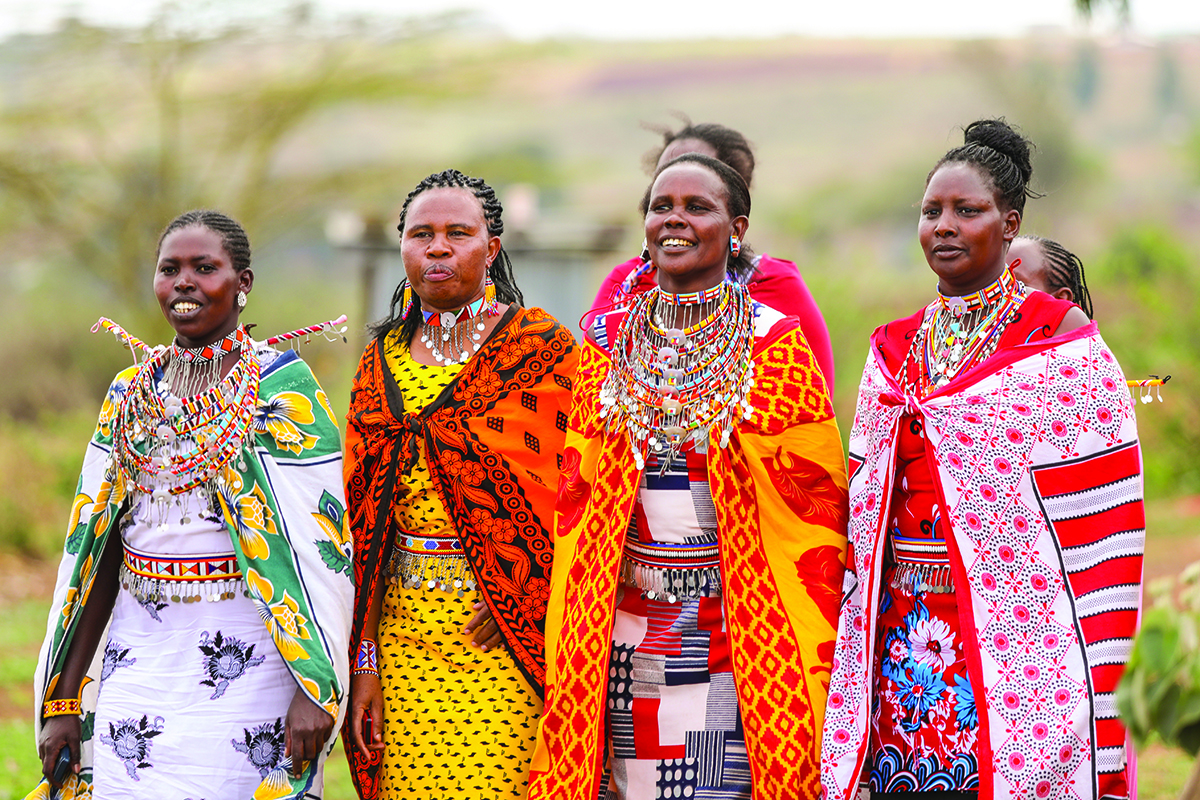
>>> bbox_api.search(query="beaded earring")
[640,239,651,263]
[729,235,741,258]
[399,280,414,319]
[237,290,247,309]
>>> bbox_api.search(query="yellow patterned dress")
[377,336,543,798]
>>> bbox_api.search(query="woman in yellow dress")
[343,169,578,799]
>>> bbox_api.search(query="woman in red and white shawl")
[821,120,1145,800]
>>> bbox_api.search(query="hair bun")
[963,119,1033,186]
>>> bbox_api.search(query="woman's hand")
[284,687,334,779]
[349,672,386,759]
[38,715,81,787]
[463,601,504,652]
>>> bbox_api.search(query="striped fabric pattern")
[1032,442,1145,800]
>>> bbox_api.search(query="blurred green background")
[2,4,1199,797]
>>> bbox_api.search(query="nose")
[174,268,196,291]
[934,215,955,238]
[426,233,451,257]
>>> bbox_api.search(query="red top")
[588,254,836,397]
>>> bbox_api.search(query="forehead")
[650,163,728,204]
[923,162,996,204]
[404,187,486,229]
[159,225,227,258]
[657,137,719,169]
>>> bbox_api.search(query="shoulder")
[1053,306,1091,337]
[507,306,578,347]
[607,257,642,283]
[750,254,801,280]
[1008,291,1078,344]
[869,307,927,371]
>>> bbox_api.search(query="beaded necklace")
[96,315,347,529]
[600,281,756,471]
[418,279,502,365]
[901,268,1024,396]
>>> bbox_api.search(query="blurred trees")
[0,12,490,323]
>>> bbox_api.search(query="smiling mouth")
[172,300,201,313]
[660,238,695,248]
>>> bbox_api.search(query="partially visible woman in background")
[344,169,577,799]
[822,120,1144,800]
[587,120,836,393]
[31,210,352,799]
[1009,234,1094,318]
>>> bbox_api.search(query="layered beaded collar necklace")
[111,325,259,527]
[95,314,347,528]
[600,281,756,472]
[901,267,1024,396]
[418,279,502,365]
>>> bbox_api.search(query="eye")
[959,207,979,216]
[922,208,940,218]
[687,202,709,213]
[158,264,177,275]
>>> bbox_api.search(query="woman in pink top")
[589,120,836,394]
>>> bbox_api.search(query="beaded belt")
[388,532,477,596]
[120,544,244,604]
[889,535,953,594]
[620,537,722,604]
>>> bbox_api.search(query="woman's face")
[918,162,1020,296]
[644,163,748,294]
[154,225,251,349]
[401,187,501,314]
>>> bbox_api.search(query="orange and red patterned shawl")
[529,314,849,800]
[343,306,577,799]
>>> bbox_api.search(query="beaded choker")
[600,282,756,471]
[901,269,1024,395]
[418,280,502,365]
[165,326,251,398]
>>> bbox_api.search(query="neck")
[936,262,1007,297]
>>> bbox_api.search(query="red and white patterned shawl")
[822,308,1144,800]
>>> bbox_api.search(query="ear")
[485,236,502,269]
[239,268,254,294]
[1002,209,1021,243]
[731,216,749,241]
[1053,286,1074,303]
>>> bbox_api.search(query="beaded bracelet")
[352,639,379,676]
[43,698,82,718]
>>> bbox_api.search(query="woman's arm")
[37,530,122,785]
[348,565,387,758]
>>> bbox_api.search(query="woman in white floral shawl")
[28,210,353,800]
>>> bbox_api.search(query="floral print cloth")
[30,344,353,799]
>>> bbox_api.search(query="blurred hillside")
[2,14,1199,556]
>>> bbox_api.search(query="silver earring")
[640,239,650,262]
[237,290,247,309]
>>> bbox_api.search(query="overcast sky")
[3,0,1199,40]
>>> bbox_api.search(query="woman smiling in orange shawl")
[528,154,848,800]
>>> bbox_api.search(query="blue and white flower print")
[101,640,137,681]
[232,717,286,778]
[198,629,266,700]
[99,714,164,781]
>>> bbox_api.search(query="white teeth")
[174,302,199,312]
[662,238,694,247]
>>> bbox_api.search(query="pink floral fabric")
[822,320,1144,800]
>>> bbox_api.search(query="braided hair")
[645,119,756,188]
[372,169,524,343]
[640,153,756,283]
[931,119,1041,215]
[157,210,252,272]
[1019,235,1094,319]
